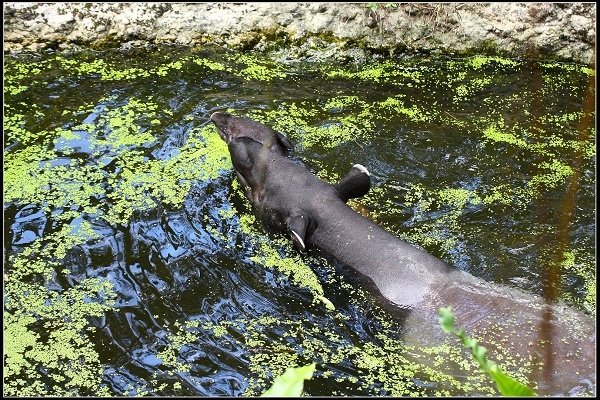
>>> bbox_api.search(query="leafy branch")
[439,306,535,397]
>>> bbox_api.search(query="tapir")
[210,112,596,396]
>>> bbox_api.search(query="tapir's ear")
[288,214,308,252]
[229,138,255,172]
[275,132,295,152]
[335,164,371,203]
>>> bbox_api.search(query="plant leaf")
[261,363,316,397]
[489,366,536,396]
[438,306,536,397]
[438,306,455,333]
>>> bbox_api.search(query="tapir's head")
[210,112,294,155]
[226,136,272,204]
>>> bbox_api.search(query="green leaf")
[473,344,488,363]
[464,337,478,350]
[438,306,455,333]
[261,363,316,397]
[438,306,536,396]
[489,366,536,396]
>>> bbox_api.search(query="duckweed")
[483,123,528,148]
[5,221,115,396]
[466,55,521,70]
[227,53,287,81]
[235,207,333,309]
[559,250,596,313]
[327,61,423,85]
[165,301,535,397]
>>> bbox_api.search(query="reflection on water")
[3,46,596,396]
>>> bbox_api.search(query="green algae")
[5,96,232,225]
[377,96,430,123]
[53,55,184,81]
[156,321,197,374]
[559,249,596,314]
[326,60,423,85]
[4,54,233,394]
[477,116,589,206]
[542,61,595,77]
[453,76,493,101]
[101,124,231,225]
[250,242,335,311]
[220,180,333,309]
[580,67,595,76]
[192,56,228,71]
[96,97,159,150]
[247,94,434,150]
[395,183,482,255]
[227,53,287,81]
[4,111,48,145]
[5,49,291,99]
[439,307,536,396]
[466,55,521,70]
[236,209,334,310]
[4,144,56,205]
[149,187,539,397]
[4,222,116,396]
[158,300,536,397]
[482,122,528,148]
[171,192,516,396]
[438,188,482,208]
[3,58,51,95]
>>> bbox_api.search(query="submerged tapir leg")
[334,164,371,203]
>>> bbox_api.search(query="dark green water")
[3,46,595,396]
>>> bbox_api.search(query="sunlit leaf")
[261,363,316,397]
[489,366,536,396]
[438,306,536,397]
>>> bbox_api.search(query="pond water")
[4,45,595,396]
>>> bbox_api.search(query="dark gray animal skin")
[210,112,596,396]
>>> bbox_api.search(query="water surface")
[4,46,595,396]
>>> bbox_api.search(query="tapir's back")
[261,155,341,209]
[219,115,596,396]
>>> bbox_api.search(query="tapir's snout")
[210,112,231,142]
[210,112,294,154]
[210,111,227,125]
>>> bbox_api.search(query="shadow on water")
[3,46,596,396]
[526,46,596,392]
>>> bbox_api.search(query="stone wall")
[3,2,596,64]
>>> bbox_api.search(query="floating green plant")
[327,61,423,85]
[466,55,521,70]
[227,53,287,81]
[236,209,334,310]
[4,222,116,396]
